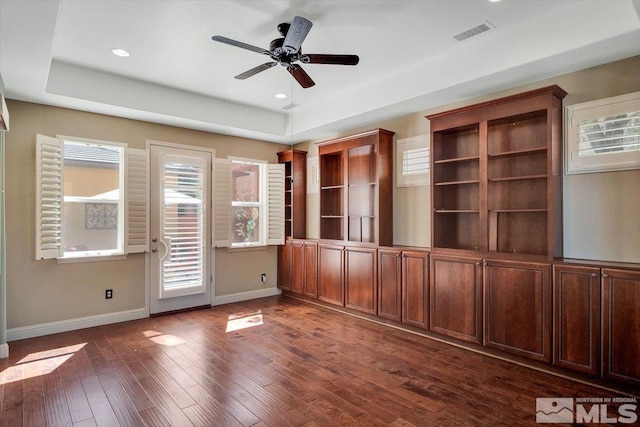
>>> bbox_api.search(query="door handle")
[159,237,172,263]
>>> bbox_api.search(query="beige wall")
[5,100,288,329]
[296,55,640,262]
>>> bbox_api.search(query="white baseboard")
[7,308,148,342]
[213,287,281,306]
[0,342,8,358]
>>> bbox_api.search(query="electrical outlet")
[261,273,267,283]
[105,289,113,299]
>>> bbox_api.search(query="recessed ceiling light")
[489,0,501,2]
[275,93,287,99]
[111,48,130,57]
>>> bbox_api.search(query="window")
[36,134,148,260]
[214,157,284,248]
[231,159,264,247]
[566,91,640,174]
[62,140,125,257]
[396,135,430,187]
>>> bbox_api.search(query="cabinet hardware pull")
[602,274,609,278]
[475,262,480,266]
[591,273,598,277]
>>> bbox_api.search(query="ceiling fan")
[212,16,359,88]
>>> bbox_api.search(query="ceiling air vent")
[282,103,299,110]
[453,22,493,41]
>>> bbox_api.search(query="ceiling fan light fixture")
[111,48,130,57]
[275,93,287,99]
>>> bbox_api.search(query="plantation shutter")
[125,148,148,253]
[214,158,231,247]
[35,134,63,260]
[267,163,285,245]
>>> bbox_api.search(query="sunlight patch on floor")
[1,343,87,385]
[226,310,264,333]
[143,330,186,346]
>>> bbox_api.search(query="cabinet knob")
[474,246,479,251]
[591,273,598,277]
[475,262,481,266]
[602,274,609,278]
[513,249,517,254]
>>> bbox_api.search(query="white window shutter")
[125,148,148,253]
[214,158,231,247]
[35,134,63,260]
[267,163,285,245]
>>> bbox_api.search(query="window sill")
[225,245,269,253]
[56,253,127,264]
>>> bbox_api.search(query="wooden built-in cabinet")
[277,149,307,239]
[278,239,317,297]
[291,240,305,294]
[553,264,600,375]
[602,268,640,384]
[277,241,292,292]
[317,129,394,246]
[378,249,402,322]
[430,254,483,344]
[303,241,318,299]
[484,259,552,362]
[345,246,378,315]
[402,251,429,329]
[428,86,566,259]
[317,243,345,306]
[276,86,640,387]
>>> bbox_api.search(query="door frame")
[145,139,216,314]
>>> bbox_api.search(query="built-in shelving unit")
[277,149,307,239]
[317,129,394,246]
[428,85,567,258]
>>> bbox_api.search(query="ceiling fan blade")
[287,64,315,88]
[211,35,269,55]
[300,54,360,66]
[235,62,277,80]
[283,16,313,54]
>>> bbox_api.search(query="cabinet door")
[378,249,402,322]
[430,254,483,344]
[345,247,377,314]
[484,260,551,362]
[602,268,640,384]
[277,241,292,291]
[290,240,305,294]
[553,264,600,375]
[318,244,344,306]
[402,251,429,329]
[303,242,318,299]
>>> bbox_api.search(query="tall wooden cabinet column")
[277,149,307,239]
[317,129,394,246]
[427,86,566,362]
[277,149,307,292]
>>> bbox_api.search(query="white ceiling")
[1,0,640,144]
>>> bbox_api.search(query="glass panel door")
[149,144,211,314]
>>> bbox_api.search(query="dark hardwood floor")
[0,296,633,426]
